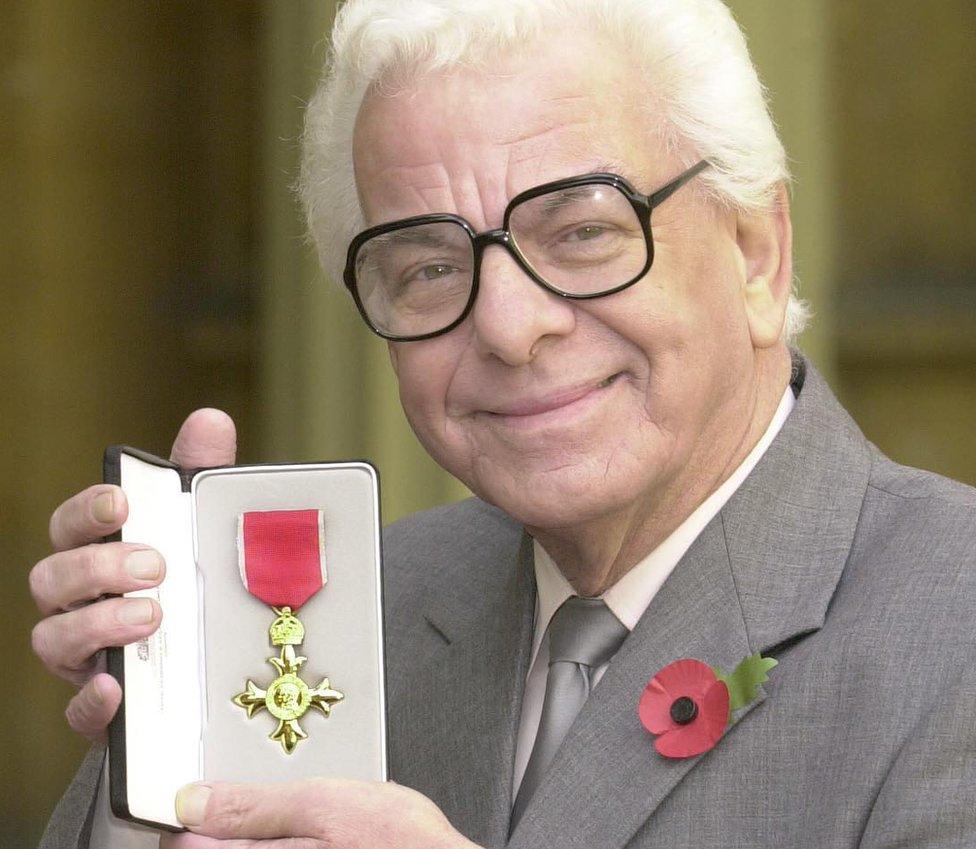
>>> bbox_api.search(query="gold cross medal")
[232,510,343,754]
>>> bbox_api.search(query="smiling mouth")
[482,372,624,424]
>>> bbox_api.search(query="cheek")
[390,342,461,448]
[580,277,691,369]
[396,354,443,422]
[643,228,749,349]
[583,235,752,422]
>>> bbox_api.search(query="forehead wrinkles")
[356,113,621,228]
[354,43,659,226]
[362,129,629,231]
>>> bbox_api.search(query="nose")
[469,244,576,366]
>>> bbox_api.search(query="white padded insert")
[118,453,201,828]
[192,463,386,783]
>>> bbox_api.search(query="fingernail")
[126,549,162,581]
[88,678,106,707]
[176,784,212,826]
[92,491,116,524]
[118,598,154,625]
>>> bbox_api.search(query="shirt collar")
[530,385,796,663]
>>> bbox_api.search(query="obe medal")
[232,509,343,754]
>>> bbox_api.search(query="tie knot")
[547,596,628,669]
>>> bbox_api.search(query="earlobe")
[738,184,793,349]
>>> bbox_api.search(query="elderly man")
[34,0,976,847]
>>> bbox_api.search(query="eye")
[562,224,609,242]
[416,264,458,280]
[398,261,467,290]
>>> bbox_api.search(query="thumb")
[169,408,237,470]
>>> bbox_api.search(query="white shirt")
[512,386,796,797]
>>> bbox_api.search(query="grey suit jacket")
[42,355,976,848]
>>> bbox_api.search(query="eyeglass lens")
[354,183,647,338]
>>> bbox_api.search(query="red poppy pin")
[638,653,777,758]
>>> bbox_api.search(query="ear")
[736,183,793,349]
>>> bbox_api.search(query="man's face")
[353,32,764,529]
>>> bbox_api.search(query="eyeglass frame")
[342,159,711,342]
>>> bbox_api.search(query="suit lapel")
[720,357,874,655]
[394,532,536,847]
[509,355,874,849]
[507,516,758,849]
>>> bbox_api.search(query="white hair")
[299,0,811,341]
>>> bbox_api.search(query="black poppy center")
[669,695,698,725]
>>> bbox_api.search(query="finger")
[49,484,128,552]
[175,780,458,847]
[160,835,316,849]
[176,779,346,838]
[31,596,161,683]
[65,672,122,741]
[30,543,165,616]
[170,408,237,471]
[159,836,238,849]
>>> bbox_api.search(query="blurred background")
[2,1,973,844]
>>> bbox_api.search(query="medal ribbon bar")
[232,509,343,754]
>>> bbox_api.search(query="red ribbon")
[237,510,327,609]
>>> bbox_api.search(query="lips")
[480,372,623,420]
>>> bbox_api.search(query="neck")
[528,347,792,596]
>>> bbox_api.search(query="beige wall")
[1,4,262,842]
[831,0,976,486]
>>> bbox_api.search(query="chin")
[467,462,648,532]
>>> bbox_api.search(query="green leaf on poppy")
[722,653,777,712]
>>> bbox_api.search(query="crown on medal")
[269,606,305,646]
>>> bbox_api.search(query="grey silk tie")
[510,596,629,830]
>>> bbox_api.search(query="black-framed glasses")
[343,159,710,341]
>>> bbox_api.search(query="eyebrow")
[375,228,458,249]
[527,160,633,213]
[364,160,636,234]
[589,160,627,176]
[538,185,607,215]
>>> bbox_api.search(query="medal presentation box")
[104,446,387,831]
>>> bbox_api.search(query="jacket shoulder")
[855,448,976,581]
[383,496,520,551]
[837,449,976,648]
[381,496,523,604]
[867,445,976,508]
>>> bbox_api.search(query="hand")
[159,779,481,849]
[28,408,237,741]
